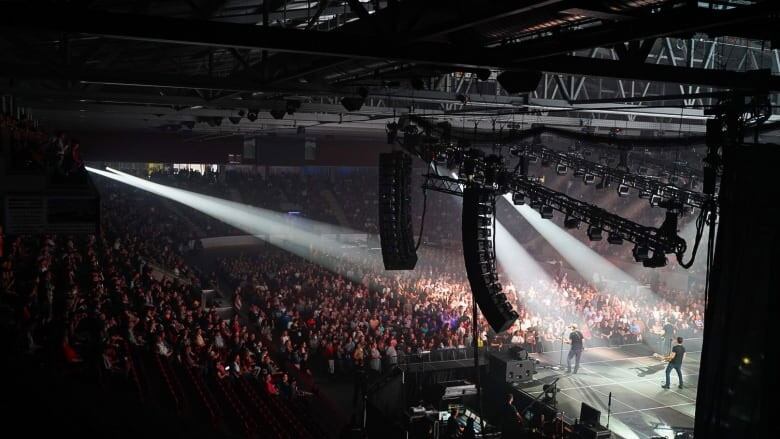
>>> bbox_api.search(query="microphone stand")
[606,392,612,429]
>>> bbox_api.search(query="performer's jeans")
[567,349,583,373]
[665,363,683,387]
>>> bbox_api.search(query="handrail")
[182,364,219,427]
[155,354,183,411]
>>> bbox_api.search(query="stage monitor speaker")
[462,186,518,333]
[378,152,418,270]
[488,352,536,384]
[497,70,543,94]
[572,423,612,439]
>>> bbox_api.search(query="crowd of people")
[216,241,704,380]
[0,157,707,438]
[1,112,84,178]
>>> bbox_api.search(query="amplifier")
[488,352,536,384]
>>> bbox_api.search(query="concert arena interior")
[1,1,778,438]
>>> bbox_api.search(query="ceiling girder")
[2,2,777,73]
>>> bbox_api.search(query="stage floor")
[515,343,699,439]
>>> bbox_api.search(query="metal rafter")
[512,144,713,210]
[421,174,686,256]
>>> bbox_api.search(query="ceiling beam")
[494,1,780,62]
[3,2,776,71]
[523,56,780,91]
[0,4,489,68]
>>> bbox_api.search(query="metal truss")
[511,144,713,210]
[421,173,687,258]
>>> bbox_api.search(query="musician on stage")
[661,337,686,389]
[566,324,585,374]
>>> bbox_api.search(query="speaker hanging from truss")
[462,186,518,333]
[378,151,418,270]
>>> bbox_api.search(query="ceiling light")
[607,233,623,245]
[564,216,580,229]
[632,244,650,262]
[587,225,603,241]
[642,251,667,268]
[583,174,596,185]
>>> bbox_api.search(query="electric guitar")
[652,353,672,362]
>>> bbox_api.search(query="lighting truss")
[422,173,687,258]
[510,145,714,210]
[422,175,464,196]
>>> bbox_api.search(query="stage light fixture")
[228,116,242,125]
[564,216,580,229]
[583,174,596,185]
[638,190,652,199]
[607,233,624,245]
[512,192,525,205]
[270,109,286,120]
[247,109,259,122]
[556,164,568,175]
[596,176,611,190]
[286,100,301,115]
[340,96,365,112]
[540,205,554,219]
[528,155,539,164]
[529,197,542,210]
[573,168,585,178]
[642,250,667,268]
[632,244,650,262]
[650,194,662,207]
[587,225,603,241]
[617,183,630,197]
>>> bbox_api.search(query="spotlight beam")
[504,194,642,289]
[88,166,376,274]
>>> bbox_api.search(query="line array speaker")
[378,151,418,270]
[462,186,518,333]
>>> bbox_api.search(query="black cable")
[415,181,428,251]
[676,200,714,268]
[492,197,497,262]
[704,210,717,310]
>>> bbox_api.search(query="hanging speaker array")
[378,151,418,270]
[462,186,518,333]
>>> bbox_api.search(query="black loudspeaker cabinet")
[489,352,536,384]
[378,151,417,270]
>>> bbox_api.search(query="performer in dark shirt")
[566,324,585,374]
[662,337,686,389]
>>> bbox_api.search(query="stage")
[515,341,700,439]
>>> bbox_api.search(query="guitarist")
[565,324,585,374]
[661,337,686,389]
